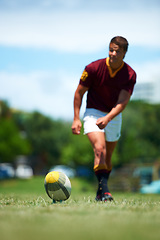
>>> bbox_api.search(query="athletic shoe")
[95,194,102,201]
[101,192,114,202]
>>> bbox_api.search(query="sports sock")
[94,164,112,196]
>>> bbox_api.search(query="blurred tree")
[1,99,160,169]
[0,100,11,118]
[0,118,31,162]
[118,101,160,165]
[0,100,31,162]
[61,132,94,168]
[23,111,71,174]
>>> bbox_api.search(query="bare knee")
[87,132,107,166]
[94,143,106,161]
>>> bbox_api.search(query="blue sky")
[0,0,160,120]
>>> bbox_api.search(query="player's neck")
[110,61,123,72]
[106,57,124,77]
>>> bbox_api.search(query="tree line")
[0,100,160,173]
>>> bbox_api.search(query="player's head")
[110,36,129,54]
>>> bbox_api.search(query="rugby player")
[72,36,136,201]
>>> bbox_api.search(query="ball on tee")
[44,171,71,202]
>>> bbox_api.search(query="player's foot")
[101,192,114,202]
[95,194,102,201]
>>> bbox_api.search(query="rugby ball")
[44,171,71,202]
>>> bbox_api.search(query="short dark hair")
[110,36,129,52]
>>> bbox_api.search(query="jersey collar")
[106,57,124,78]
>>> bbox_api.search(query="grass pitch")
[0,177,160,240]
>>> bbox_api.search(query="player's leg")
[105,141,117,169]
[87,131,106,166]
[83,109,121,201]
[87,131,111,201]
[99,141,117,201]
[101,113,122,201]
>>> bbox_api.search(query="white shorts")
[83,108,122,142]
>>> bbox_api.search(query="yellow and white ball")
[44,171,71,202]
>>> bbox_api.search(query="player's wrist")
[73,117,80,121]
[105,115,112,123]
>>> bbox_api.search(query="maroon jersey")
[80,57,136,112]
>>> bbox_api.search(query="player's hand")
[71,119,82,135]
[96,116,109,129]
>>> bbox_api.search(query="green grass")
[0,177,160,240]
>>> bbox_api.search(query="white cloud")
[131,59,160,103]
[0,7,159,53]
[134,59,160,84]
[0,71,80,120]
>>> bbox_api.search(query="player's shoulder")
[86,58,106,71]
[88,58,106,66]
[124,62,136,74]
[124,62,137,80]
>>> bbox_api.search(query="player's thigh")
[87,131,106,152]
[87,132,106,166]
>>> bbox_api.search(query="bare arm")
[71,84,88,134]
[96,90,131,129]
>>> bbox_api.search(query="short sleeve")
[122,71,137,95]
[79,64,94,88]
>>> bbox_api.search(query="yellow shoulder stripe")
[80,70,88,82]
